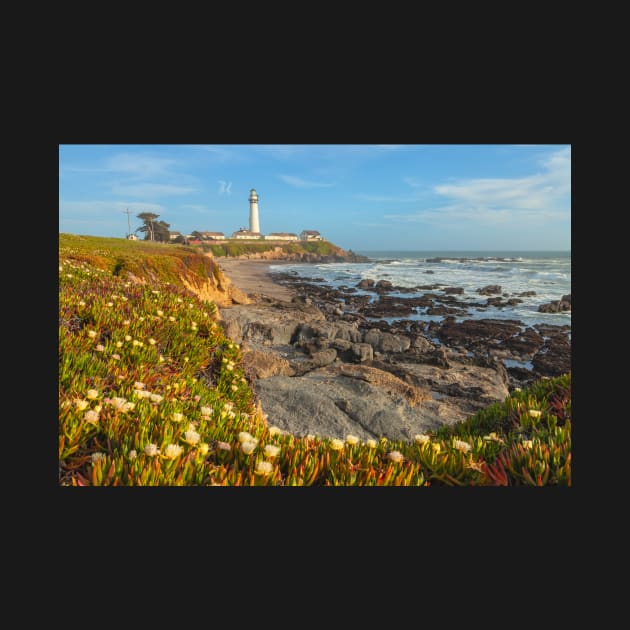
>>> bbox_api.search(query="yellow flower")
[528,409,542,418]
[264,444,281,458]
[522,440,534,449]
[387,451,404,463]
[168,316,176,322]
[182,429,201,445]
[432,443,441,453]
[144,444,160,457]
[157,310,164,316]
[86,389,99,400]
[74,399,89,411]
[255,461,274,476]
[453,440,471,453]
[106,302,113,307]
[84,410,99,424]
[148,338,157,345]
[198,443,209,456]
[346,434,360,445]
[330,439,344,451]
[171,412,184,423]
[238,431,256,444]
[87,330,97,338]
[116,341,123,348]
[125,335,132,342]
[93,405,102,413]
[241,441,257,455]
[163,444,183,459]
[150,394,163,403]
[123,320,130,325]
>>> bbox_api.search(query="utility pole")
[123,208,132,237]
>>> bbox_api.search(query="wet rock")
[477,285,502,295]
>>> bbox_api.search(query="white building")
[249,189,261,234]
[200,231,226,240]
[231,229,262,240]
[300,230,323,241]
[265,232,299,241]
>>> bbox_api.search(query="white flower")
[159,356,165,363]
[163,444,183,459]
[387,451,404,463]
[255,461,274,476]
[264,444,281,458]
[148,338,157,345]
[268,425,282,437]
[96,344,105,352]
[86,389,99,400]
[84,410,99,424]
[150,393,163,403]
[88,330,97,338]
[168,316,176,322]
[125,335,132,342]
[171,412,184,423]
[528,409,542,419]
[112,354,121,360]
[78,301,86,307]
[453,440,471,453]
[106,302,113,307]
[330,439,344,451]
[200,406,212,416]
[156,310,164,317]
[241,441,257,455]
[365,439,377,449]
[74,399,89,411]
[134,382,145,390]
[238,431,256,444]
[134,389,151,399]
[182,429,201,445]
[128,450,137,460]
[345,434,360,445]
[91,452,106,463]
[123,320,130,326]
[116,341,123,348]
[217,441,231,451]
[230,385,238,391]
[414,434,431,445]
[144,443,160,457]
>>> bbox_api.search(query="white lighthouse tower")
[248,188,260,234]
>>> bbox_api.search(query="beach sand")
[216,258,296,302]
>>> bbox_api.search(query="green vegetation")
[202,239,347,258]
[59,235,571,486]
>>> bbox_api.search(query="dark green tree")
[135,213,171,242]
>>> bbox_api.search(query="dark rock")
[477,285,502,295]
[444,287,464,294]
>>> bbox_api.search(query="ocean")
[269,251,571,329]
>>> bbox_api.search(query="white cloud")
[354,193,419,203]
[105,153,176,177]
[278,174,334,188]
[386,147,570,228]
[61,200,165,217]
[217,180,232,195]
[111,183,196,197]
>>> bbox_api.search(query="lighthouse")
[248,188,260,234]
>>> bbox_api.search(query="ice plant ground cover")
[59,235,571,486]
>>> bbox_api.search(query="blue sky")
[59,144,571,251]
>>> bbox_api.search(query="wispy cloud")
[111,183,196,197]
[105,153,177,177]
[204,146,245,162]
[278,174,334,188]
[385,147,570,228]
[180,204,215,214]
[354,193,420,203]
[61,200,165,216]
[217,180,232,195]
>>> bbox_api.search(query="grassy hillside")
[59,235,571,486]
[200,239,362,258]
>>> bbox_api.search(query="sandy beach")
[216,258,296,302]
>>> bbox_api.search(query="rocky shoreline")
[216,262,571,442]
